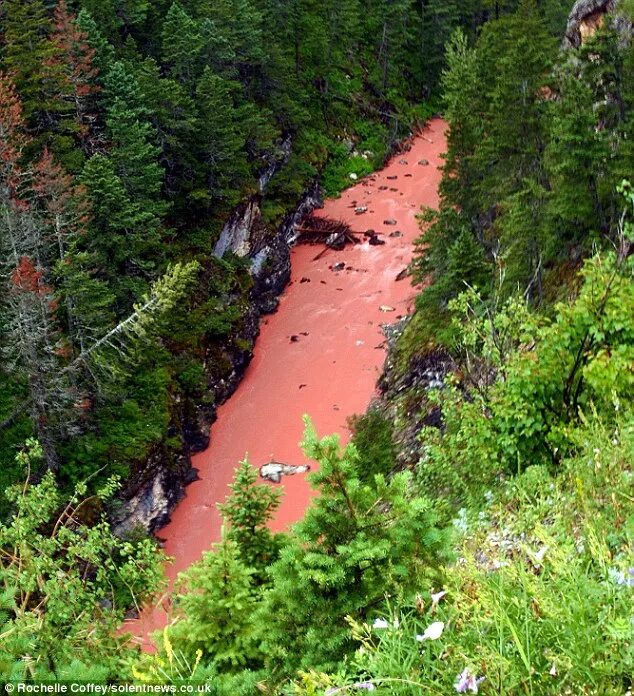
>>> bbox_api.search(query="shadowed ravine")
[128,118,447,648]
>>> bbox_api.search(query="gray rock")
[260,462,311,484]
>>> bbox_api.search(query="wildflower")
[608,568,634,587]
[454,668,485,693]
[373,618,389,629]
[415,621,444,641]
[430,589,447,608]
[549,663,557,676]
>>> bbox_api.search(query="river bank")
[127,118,447,647]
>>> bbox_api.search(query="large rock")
[563,0,632,48]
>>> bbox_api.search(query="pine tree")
[102,62,167,223]
[74,9,116,78]
[0,0,61,123]
[170,536,262,670]
[130,57,197,198]
[49,0,101,159]
[72,0,150,38]
[217,459,282,579]
[161,2,206,83]
[259,419,449,674]
[193,68,250,204]
[80,153,161,304]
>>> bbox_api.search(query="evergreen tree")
[74,9,116,78]
[80,153,161,303]
[193,68,250,205]
[217,459,282,579]
[102,62,166,220]
[259,419,449,673]
[49,0,101,160]
[169,536,262,670]
[161,2,206,83]
[0,0,61,123]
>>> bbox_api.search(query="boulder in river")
[326,231,346,250]
[383,218,398,225]
[418,159,429,166]
[260,461,311,484]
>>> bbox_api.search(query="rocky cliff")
[564,0,632,47]
[111,180,321,535]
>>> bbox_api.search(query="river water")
[128,118,447,647]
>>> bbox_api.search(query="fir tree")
[170,536,262,670]
[102,62,167,223]
[218,459,282,579]
[80,153,161,304]
[161,2,206,83]
[259,419,449,673]
[193,68,250,204]
[0,0,61,123]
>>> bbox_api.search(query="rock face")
[563,0,632,48]
[364,318,456,470]
[111,178,322,536]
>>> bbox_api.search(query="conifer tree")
[161,2,206,83]
[0,0,60,123]
[0,75,67,469]
[75,9,116,78]
[193,68,250,204]
[49,0,101,158]
[102,62,167,223]
[169,536,262,670]
[80,153,162,304]
[218,459,282,579]
[259,419,449,673]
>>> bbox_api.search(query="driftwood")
[295,216,360,256]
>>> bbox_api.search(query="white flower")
[373,618,389,629]
[549,663,557,676]
[430,590,447,607]
[416,621,444,641]
[532,546,548,564]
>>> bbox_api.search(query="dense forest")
[1,0,633,693]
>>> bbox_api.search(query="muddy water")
[128,118,447,646]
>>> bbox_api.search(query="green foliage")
[348,410,396,483]
[217,459,282,579]
[304,414,633,694]
[258,419,450,675]
[416,7,633,328]
[167,536,262,671]
[0,441,164,679]
[417,250,634,509]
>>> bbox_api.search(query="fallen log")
[295,215,360,249]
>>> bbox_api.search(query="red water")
[127,118,446,647]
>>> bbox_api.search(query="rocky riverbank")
[111,183,322,535]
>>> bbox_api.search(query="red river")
[127,118,447,647]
